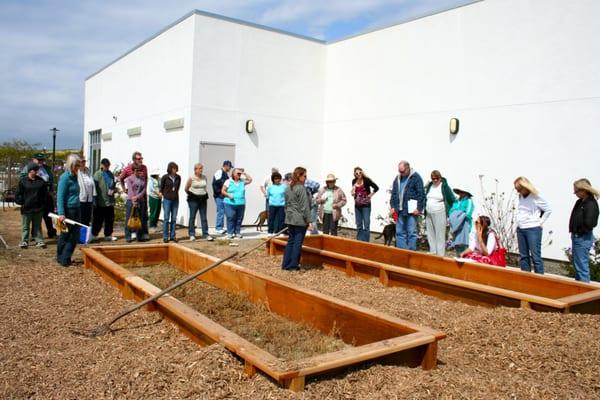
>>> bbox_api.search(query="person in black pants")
[91,158,117,241]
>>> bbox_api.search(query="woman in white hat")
[513,176,552,275]
[316,174,347,236]
[568,178,599,282]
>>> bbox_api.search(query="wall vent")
[127,126,142,137]
[101,132,112,141]
[164,118,184,131]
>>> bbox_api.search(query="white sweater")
[517,194,551,229]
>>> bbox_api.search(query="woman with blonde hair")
[185,163,213,241]
[56,154,81,266]
[568,178,599,282]
[514,176,552,274]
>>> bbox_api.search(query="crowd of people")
[13,151,599,282]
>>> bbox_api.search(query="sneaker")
[171,238,178,243]
[227,234,235,240]
[19,241,28,249]
[131,233,137,240]
[35,242,46,248]
[205,236,215,242]
[88,235,97,243]
[126,238,134,243]
[105,236,118,241]
[236,234,244,239]
[189,236,196,241]
[163,238,169,243]
[218,229,227,235]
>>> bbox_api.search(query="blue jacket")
[57,171,80,215]
[390,170,425,217]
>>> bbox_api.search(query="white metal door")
[199,142,235,228]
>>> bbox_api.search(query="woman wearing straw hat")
[568,178,599,282]
[514,177,552,274]
[316,174,347,236]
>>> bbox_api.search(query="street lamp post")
[50,127,59,188]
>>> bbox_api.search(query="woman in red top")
[351,167,379,242]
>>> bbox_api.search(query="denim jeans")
[517,226,544,274]
[57,207,80,266]
[268,205,285,234]
[282,225,307,270]
[125,200,148,241]
[162,199,179,240]
[355,206,371,242]
[396,214,417,250]
[188,198,208,237]
[572,232,593,282]
[224,203,245,235]
[214,197,225,231]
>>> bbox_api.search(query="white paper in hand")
[407,199,418,213]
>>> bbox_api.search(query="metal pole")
[50,127,59,189]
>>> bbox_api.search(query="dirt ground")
[1,208,599,399]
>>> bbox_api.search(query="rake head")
[70,324,113,338]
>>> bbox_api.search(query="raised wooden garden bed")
[81,244,446,391]
[268,235,600,314]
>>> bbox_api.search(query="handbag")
[127,204,142,231]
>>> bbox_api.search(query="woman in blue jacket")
[56,154,81,267]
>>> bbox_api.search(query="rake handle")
[238,226,289,258]
[106,251,239,327]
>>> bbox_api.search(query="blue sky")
[0,0,476,149]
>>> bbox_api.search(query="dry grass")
[129,263,349,360]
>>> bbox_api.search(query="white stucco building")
[84,0,600,259]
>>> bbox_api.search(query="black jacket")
[569,196,599,235]
[159,174,181,201]
[16,175,48,214]
[212,169,229,199]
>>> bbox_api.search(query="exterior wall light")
[246,119,255,134]
[449,118,459,135]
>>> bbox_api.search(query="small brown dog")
[253,210,268,231]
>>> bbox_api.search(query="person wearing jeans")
[56,154,81,267]
[212,160,232,234]
[221,168,252,238]
[390,160,425,251]
[267,171,286,234]
[568,178,599,282]
[159,162,181,242]
[351,167,379,242]
[282,167,311,271]
[514,176,552,274]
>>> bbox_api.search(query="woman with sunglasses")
[569,178,599,282]
[351,167,379,242]
[424,170,456,256]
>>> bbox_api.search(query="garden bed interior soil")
[126,263,350,360]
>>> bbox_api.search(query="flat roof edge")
[85,9,326,81]
[328,0,483,44]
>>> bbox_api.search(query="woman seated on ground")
[460,216,504,266]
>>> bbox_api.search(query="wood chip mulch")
[1,209,599,399]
